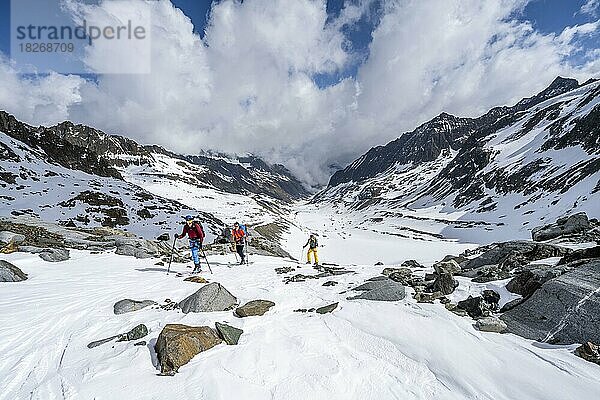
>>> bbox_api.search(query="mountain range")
[315,76,599,241]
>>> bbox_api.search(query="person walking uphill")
[303,234,319,266]
[177,215,205,273]
[231,222,246,265]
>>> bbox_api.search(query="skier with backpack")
[176,215,205,273]
[303,233,319,266]
[231,222,247,265]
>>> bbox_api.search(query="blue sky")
[1,0,598,86]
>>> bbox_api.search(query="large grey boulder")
[0,231,26,245]
[39,248,70,262]
[461,241,570,271]
[532,212,590,241]
[115,238,161,259]
[179,283,237,313]
[557,246,600,265]
[235,300,275,317]
[114,299,158,315]
[501,259,600,344]
[458,241,570,282]
[506,265,571,299]
[348,278,406,302]
[433,260,461,275]
[0,260,27,282]
[431,273,459,295]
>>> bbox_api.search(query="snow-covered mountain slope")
[0,111,308,238]
[316,77,600,243]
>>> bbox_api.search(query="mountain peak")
[515,76,580,111]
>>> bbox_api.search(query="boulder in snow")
[179,283,237,313]
[433,260,461,275]
[575,342,600,366]
[235,300,275,317]
[157,233,170,242]
[348,279,406,302]
[0,260,27,282]
[501,259,600,344]
[155,324,222,375]
[532,212,590,241]
[88,324,149,348]
[557,246,600,265]
[115,237,161,259]
[457,295,496,319]
[113,299,157,315]
[460,241,570,272]
[316,302,338,314]
[401,260,423,269]
[431,273,459,295]
[506,265,570,299]
[476,317,507,333]
[413,291,444,303]
[183,276,208,284]
[0,231,26,245]
[215,322,243,345]
[39,248,70,262]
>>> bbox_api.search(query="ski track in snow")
[1,205,600,400]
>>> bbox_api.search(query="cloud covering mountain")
[1,0,599,186]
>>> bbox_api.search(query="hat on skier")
[184,215,194,221]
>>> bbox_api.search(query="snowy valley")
[1,77,600,400]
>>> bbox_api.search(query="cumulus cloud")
[0,56,84,124]
[1,0,599,186]
[580,0,600,17]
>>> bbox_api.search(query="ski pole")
[200,248,213,274]
[167,236,177,275]
[245,237,249,265]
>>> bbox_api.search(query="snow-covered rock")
[0,260,27,282]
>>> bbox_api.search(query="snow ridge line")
[542,284,600,343]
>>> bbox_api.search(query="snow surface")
[2,214,599,400]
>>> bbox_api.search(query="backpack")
[239,224,248,236]
[193,221,205,240]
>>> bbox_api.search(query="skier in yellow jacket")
[303,234,319,266]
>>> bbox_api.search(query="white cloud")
[580,0,600,17]
[0,56,84,124]
[1,0,599,186]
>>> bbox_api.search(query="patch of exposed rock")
[113,299,157,315]
[235,300,275,317]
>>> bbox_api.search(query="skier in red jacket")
[231,222,246,265]
[177,215,205,273]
